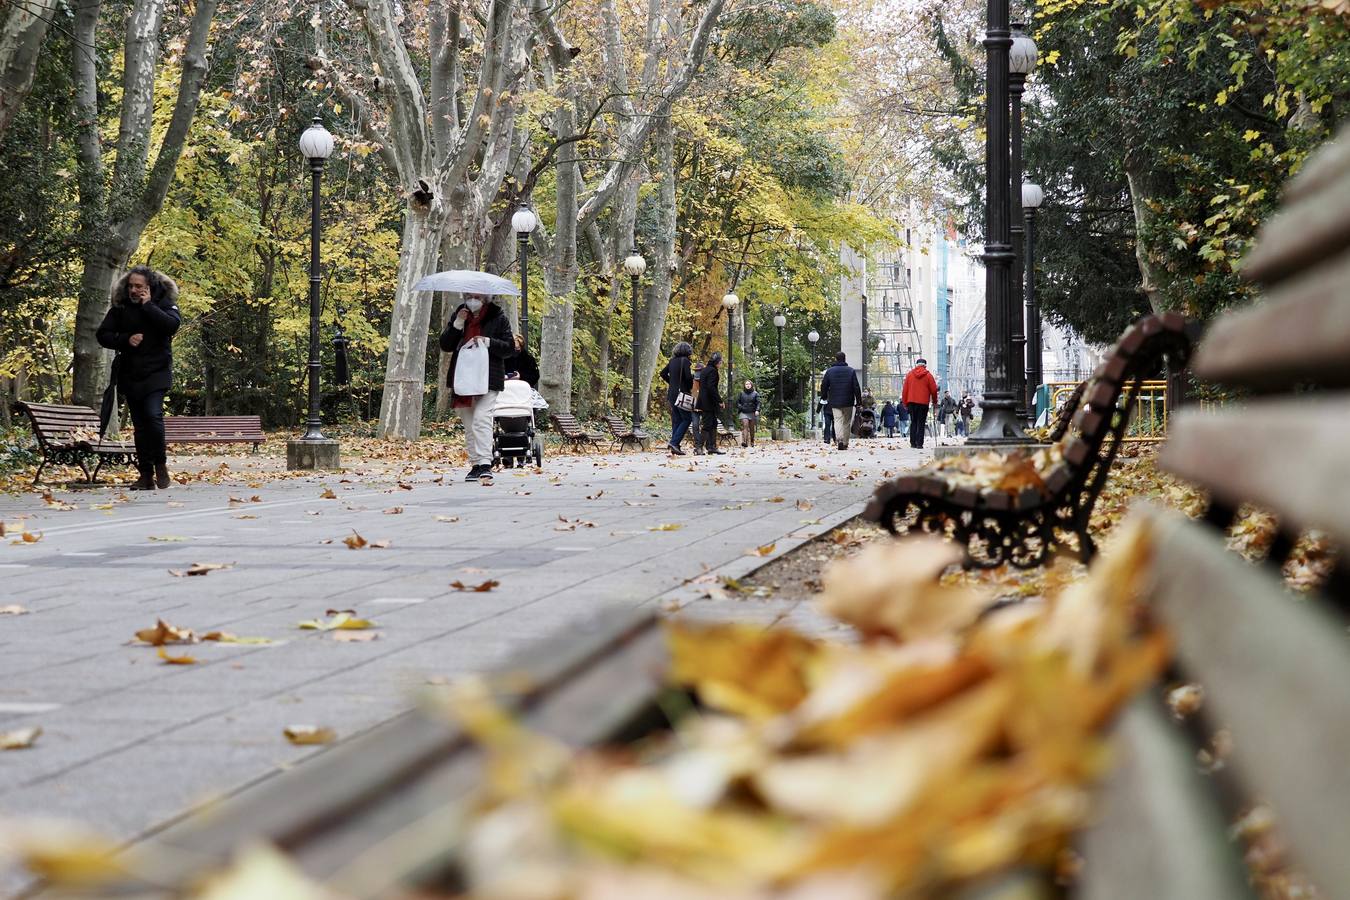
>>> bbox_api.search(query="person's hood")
[910,364,928,373]
[828,360,851,368]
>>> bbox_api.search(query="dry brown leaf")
[369,539,392,549]
[168,562,233,577]
[383,507,404,515]
[435,515,461,523]
[283,725,336,745]
[202,632,273,645]
[666,621,819,721]
[135,618,196,646]
[342,532,368,549]
[1,726,41,749]
[796,499,814,511]
[0,822,124,885]
[319,488,337,499]
[157,647,198,665]
[0,605,29,615]
[450,579,500,592]
[11,531,43,544]
[818,538,991,643]
[748,543,777,557]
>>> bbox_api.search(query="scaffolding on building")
[866,256,922,401]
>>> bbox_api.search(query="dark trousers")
[669,405,692,448]
[907,403,929,448]
[127,389,168,471]
[697,409,719,452]
[822,409,835,442]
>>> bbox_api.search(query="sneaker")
[465,465,485,482]
[478,470,495,484]
[837,441,848,450]
[668,444,685,456]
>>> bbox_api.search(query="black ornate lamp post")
[968,0,1028,444]
[807,329,820,432]
[623,250,647,426]
[512,205,538,347]
[722,291,739,429]
[1022,182,1045,417]
[287,118,340,470]
[773,312,787,436]
[860,294,869,389]
[1008,24,1037,420]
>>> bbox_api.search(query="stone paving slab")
[0,437,928,895]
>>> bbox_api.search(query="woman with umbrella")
[423,272,518,482]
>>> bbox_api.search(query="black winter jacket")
[695,363,721,413]
[659,354,694,404]
[736,390,760,416]
[504,349,540,389]
[438,301,515,398]
[819,361,862,409]
[95,285,182,396]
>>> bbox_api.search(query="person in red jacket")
[901,358,940,449]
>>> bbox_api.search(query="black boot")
[129,469,155,491]
[154,464,171,489]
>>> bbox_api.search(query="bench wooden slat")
[1192,249,1350,390]
[1079,696,1255,900]
[1144,508,1350,894]
[1159,399,1350,547]
[1242,168,1350,285]
[164,416,264,444]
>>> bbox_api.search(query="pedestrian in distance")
[819,351,862,451]
[736,380,761,448]
[880,399,898,438]
[902,357,940,450]
[96,266,182,491]
[958,392,975,437]
[694,352,724,455]
[938,390,958,442]
[898,399,910,438]
[820,395,834,444]
[659,342,695,455]
[440,292,514,482]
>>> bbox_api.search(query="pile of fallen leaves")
[436,522,1165,900]
[929,442,1064,498]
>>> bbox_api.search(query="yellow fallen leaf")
[1,726,42,749]
[194,842,331,900]
[157,647,198,665]
[147,535,187,542]
[319,488,337,499]
[202,631,273,645]
[434,515,461,523]
[331,630,379,642]
[11,531,42,544]
[666,622,819,721]
[648,523,683,532]
[297,611,375,631]
[168,562,233,577]
[0,822,124,885]
[748,543,776,557]
[369,539,392,549]
[283,725,336,745]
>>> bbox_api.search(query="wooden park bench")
[14,401,137,484]
[548,412,603,452]
[164,415,264,451]
[602,412,652,451]
[864,312,1191,568]
[1077,121,1350,898]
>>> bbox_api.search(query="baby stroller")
[853,406,877,439]
[493,379,544,468]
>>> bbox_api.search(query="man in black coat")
[96,266,182,490]
[694,352,724,455]
[819,351,862,450]
[439,294,515,481]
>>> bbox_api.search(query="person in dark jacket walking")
[819,395,834,443]
[937,390,958,441]
[880,400,898,438]
[736,380,760,447]
[439,293,514,482]
[503,334,539,389]
[96,266,182,490]
[901,358,940,449]
[694,352,724,455]
[957,392,975,437]
[818,352,862,450]
[658,342,695,455]
[898,400,910,437]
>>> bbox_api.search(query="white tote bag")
[453,339,490,397]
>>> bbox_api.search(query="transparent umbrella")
[412,270,521,296]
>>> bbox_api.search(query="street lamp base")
[966,405,1031,445]
[772,427,794,442]
[286,438,342,471]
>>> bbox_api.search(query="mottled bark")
[378,201,442,439]
[635,106,676,417]
[69,0,218,407]
[1124,153,1165,314]
[0,0,57,141]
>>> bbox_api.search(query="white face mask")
[466,298,484,313]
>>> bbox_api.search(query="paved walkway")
[0,438,929,894]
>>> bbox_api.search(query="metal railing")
[1048,379,1169,441]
